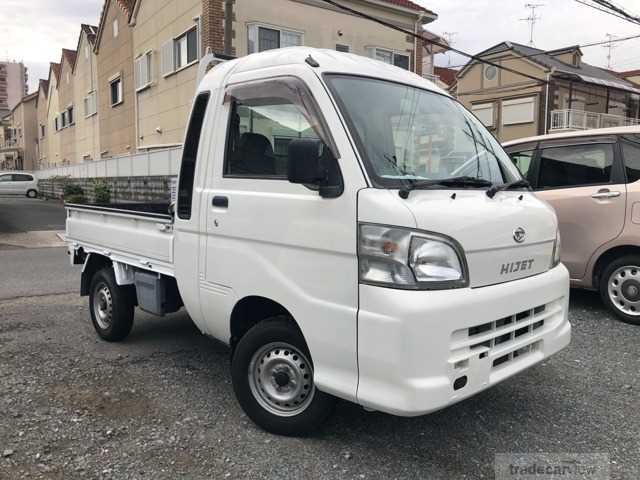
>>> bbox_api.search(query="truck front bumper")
[356,264,571,416]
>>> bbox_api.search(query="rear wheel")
[231,317,335,436]
[89,267,135,341]
[26,189,37,198]
[600,255,640,325]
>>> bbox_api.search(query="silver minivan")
[0,171,39,198]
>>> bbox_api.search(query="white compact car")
[0,171,39,197]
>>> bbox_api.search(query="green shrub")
[63,183,84,197]
[65,194,86,204]
[92,180,111,204]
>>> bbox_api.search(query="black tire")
[599,255,640,325]
[231,316,336,436]
[26,189,38,198]
[89,267,135,341]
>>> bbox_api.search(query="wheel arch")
[229,296,302,351]
[80,253,112,296]
[592,245,640,288]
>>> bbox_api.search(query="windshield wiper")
[398,176,493,199]
[485,179,531,199]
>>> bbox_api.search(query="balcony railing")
[550,109,640,132]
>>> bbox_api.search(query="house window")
[135,51,153,91]
[113,19,119,38]
[247,24,303,54]
[67,105,74,125]
[161,25,200,76]
[366,47,410,70]
[54,117,59,131]
[110,76,123,106]
[471,102,495,127]
[84,91,97,117]
[502,97,535,125]
[40,125,45,138]
[61,111,67,128]
[336,44,350,53]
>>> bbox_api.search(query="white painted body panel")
[0,171,38,195]
[66,48,571,416]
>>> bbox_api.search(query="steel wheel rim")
[93,283,113,329]
[608,265,640,316]
[248,342,315,417]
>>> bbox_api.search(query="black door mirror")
[287,138,343,198]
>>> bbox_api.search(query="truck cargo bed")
[65,202,174,276]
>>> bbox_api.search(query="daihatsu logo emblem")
[513,227,526,243]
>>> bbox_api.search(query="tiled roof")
[50,63,61,84]
[39,79,49,96]
[619,69,640,77]
[381,0,435,15]
[434,66,457,86]
[62,49,77,67]
[81,24,98,45]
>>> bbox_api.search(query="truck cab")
[66,48,570,435]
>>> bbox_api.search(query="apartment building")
[0,92,38,170]
[0,61,29,118]
[456,42,640,142]
[74,24,101,161]
[95,0,136,158]
[58,49,78,164]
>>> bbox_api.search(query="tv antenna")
[520,3,545,46]
[442,31,458,66]
[603,33,618,68]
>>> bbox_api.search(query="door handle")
[591,189,621,199]
[212,196,229,208]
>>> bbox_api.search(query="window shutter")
[135,56,143,90]
[161,40,174,76]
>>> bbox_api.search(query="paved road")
[0,196,66,233]
[0,200,638,479]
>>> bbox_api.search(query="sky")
[2,0,640,93]
[419,0,640,71]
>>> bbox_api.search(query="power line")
[317,0,639,103]
[447,32,640,69]
[575,0,640,25]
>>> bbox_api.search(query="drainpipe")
[544,70,553,134]
[224,0,233,56]
[414,13,424,75]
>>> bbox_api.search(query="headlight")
[551,230,561,268]
[358,223,468,290]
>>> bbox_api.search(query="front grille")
[449,299,563,371]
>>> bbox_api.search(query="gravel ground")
[1,286,638,480]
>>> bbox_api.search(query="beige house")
[36,79,49,167]
[45,63,62,166]
[456,42,640,142]
[58,49,78,164]
[95,0,136,158]
[73,24,101,161]
[0,92,38,170]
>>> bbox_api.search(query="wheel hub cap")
[608,266,640,316]
[248,342,315,417]
[93,284,113,329]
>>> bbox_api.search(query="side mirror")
[287,138,342,198]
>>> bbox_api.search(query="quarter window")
[538,144,614,189]
[621,135,640,183]
[509,150,534,177]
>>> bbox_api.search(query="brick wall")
[202,0,226,54]
[38,176,173,203]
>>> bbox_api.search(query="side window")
[0,174,12,182]
[509,150,534,177]
[538,143,614,189]
[14,174,33,182]
[225,100,320,178]
[621,135,640,183]
[177,92,210,220]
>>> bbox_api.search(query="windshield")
[325,75,521,189]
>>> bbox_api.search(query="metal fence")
[550,109,640,132]
[33,147,183,179]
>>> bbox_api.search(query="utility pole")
[603,33,618,68]
[442,31,458,66]
[520,3,545,46]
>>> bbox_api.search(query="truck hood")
[357,188,558,288]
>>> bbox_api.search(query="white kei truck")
[65,48,571,436]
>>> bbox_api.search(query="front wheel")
[26,189,38,198]
[89,267,136,341]
[231,317,335,436]
[600,255,640,325]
